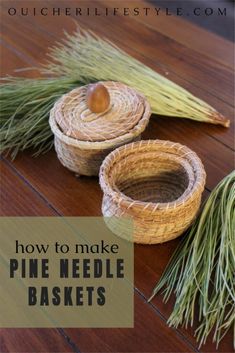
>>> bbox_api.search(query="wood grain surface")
[0,1,234,352]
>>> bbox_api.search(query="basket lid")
[53,81,147,142]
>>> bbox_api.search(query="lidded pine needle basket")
[49,81,151,176]
[99,140,206,244]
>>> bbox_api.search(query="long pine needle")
[44,27,229,127]
[149,171,235,348]
[0,77,82,158]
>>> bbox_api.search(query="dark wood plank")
[63,293,196,353]
[0,160,55,216]
[0,42,31,75]
[0,162,78,352]
[108,0,234,70]
[0,328,75,353]
[2,0,234,73]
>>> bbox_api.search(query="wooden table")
[0,1,234,352]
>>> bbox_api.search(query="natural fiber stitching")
[49,82,151,176]
[99,139,206,244]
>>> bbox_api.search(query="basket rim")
[99,139,206,211]
[49,82,151,150]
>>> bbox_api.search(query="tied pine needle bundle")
[44,27,229,127]
[149,171,235,348]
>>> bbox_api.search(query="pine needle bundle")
[44,27,229,127]
[149,171,235,348]
[0,26,230,157]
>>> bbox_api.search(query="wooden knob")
[86,83,110,113]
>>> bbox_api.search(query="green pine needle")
[149,171,235,349]
[0,77,83,158]
[44,27,229,127]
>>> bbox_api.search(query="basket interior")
[110,153,191,204]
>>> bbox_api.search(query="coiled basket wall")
[99,140,206,244]
[49,81,151,176]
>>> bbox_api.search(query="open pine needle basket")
[99,140,206,244]
[49,81,151,176]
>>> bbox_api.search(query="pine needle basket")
[99,140,206,244]
[49,81,151,176]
